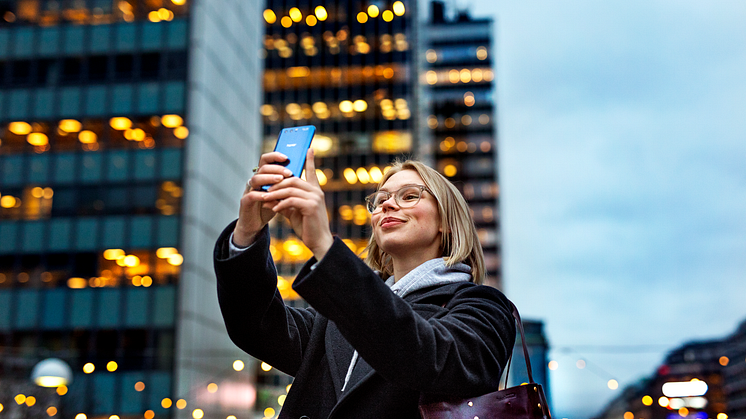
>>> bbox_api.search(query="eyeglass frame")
[365,184,434,213]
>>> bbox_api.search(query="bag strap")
[510,301,536,384]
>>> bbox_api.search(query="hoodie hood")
[385,257,472,299]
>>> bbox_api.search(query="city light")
[193,409,204,419]
[78,130,98,144]
[177,399,187,409]
[59,119,82,132]
[382,10,393,21]
[289,7,302,22]
[356,12,368,23]
[261,362,273,371]
[263,9,276,24]
[315,5,328,20]
[83,363,95,374]
[162,398,173,408]
[393,1,405,16]
[548,360,559,370]
[109,117,132,130]
[719,356,729,366]
[135,382,145,391]
[367,5,379,17]
[106,361,118,372]
[642,395,653,406]
[9,121,32,135]
[27,133,49,146]
[608,379,619,390]
[161,114,183,128]
[662,380,708,397]
[233,360,245,371]
[207,383,218,393]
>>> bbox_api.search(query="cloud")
[464,0,746,416]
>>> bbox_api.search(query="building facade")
[0,0,262,418]
[422,0,500,289]
[595,319,746,419]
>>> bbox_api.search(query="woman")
[214,149,516,419]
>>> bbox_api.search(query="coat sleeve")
[292,237,516,396]
[214,220,317,376]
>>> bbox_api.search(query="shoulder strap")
[510,301,536,384]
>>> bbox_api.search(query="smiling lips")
[380,217,406,228]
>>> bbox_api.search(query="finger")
[304,148,319,187]
[259,151,289,166]
[248,174,285,190]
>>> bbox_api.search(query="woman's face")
[371,170,442,260]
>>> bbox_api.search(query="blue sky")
[457,1,746,417]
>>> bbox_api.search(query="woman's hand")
[263,148,334,260]
[233,152,293,247]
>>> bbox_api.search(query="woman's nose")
[379,195,398,210]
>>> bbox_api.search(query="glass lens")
[396,186,422,207]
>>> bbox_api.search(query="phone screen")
[262,125,316,191]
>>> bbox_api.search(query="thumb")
[304,147,319,186]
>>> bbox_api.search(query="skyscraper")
[0,0,261,417]
[423,0,500,289]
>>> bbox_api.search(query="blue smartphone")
[262,125,316,191]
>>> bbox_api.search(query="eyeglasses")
[365,184,432,213]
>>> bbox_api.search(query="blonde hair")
[363,160,485,284]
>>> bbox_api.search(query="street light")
[31,358,73,387]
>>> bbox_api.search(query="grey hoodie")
[340,258,472,392]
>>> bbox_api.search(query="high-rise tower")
[0,1,261,417]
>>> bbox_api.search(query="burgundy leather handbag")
[419,302,552,419]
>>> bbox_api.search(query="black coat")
[214,221,516,419]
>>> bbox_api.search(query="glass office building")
[423,0,500,289]
[0,0,262,418]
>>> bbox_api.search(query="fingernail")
[275,175,284,181]
[284,169,292,176]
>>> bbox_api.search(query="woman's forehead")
[380,170,424,190]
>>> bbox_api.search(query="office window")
[0,291,11,330]
[156,216,179,247]
[75,217,99,251]
[106,186,128,210]
[92,373,117,414]
[130,216,153,248]
[33,88,55,119]
[14,27,34,59]
[125,288,149,327]
[81,153,103,183]
[167,20,188,49]
[60,87,82,117]
[42,288,67,329]
[0,29,9,58]
[70,289,94,328]
[138,83,159,114]
[28,154,50,183]
[164,82,185,113]
[65,374,89,412]
[134,150,157,180]
[97,288,121,328]
[149,372,172,413]
[107,150,130,182]
[102,216,126,249]
[2,155,25,186]
[153,286,175,327]
[64,26,85,54]
[0,91,5,119]
[142,22,163,50]
[22,220,45,253]
[120,372,146,412]
[86,85,108,116]
[116,23,137,52]
[54,153,77,184]
[112,84,134,114]
[15,289,40,330]
[8,89,29,119]
[38,27,61,56]
[160,148,182,178]
[49,218,73,251]
[90,25,112,53]
[0,222,18,253]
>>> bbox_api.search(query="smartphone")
[262,125,316,191]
